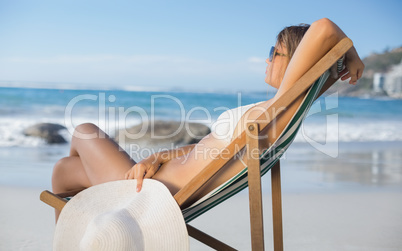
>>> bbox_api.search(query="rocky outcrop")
[23,123,67,144]
[115,120,210,148]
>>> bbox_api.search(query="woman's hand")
[124,144,196,192]
[125,154,162,192]
[339,46,365,85]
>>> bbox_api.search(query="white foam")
[0,118,49,147]
[0,114,145,147]
[1,113,402,147]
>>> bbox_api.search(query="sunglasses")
[269,46,287,62]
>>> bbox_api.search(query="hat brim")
[54,179,189,251]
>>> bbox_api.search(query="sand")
[0,186,54,251]
[190,191,402,251]
[0,187,401,250]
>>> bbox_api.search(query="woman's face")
[265,43,289,89]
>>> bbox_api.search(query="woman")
[52,18,364,219]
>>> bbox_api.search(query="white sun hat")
[53,179,189,251]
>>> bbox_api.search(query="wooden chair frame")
[41,38,353,251]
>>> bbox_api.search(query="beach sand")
[0,186,54,251]
[1,187,401,251]
[189,192,402,251]
[1,141,401,250]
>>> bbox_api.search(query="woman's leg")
[51,123,135,220]
[69,123,135,185]
[52,123,135,193]
[51,156,91,194]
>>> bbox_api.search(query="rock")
[23,123,67,144]
[115,120,210,148]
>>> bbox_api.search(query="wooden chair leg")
[40,190,68,211]
[271,161,283,251]
[246,123,265,251]
[40,189,83,211]
[187,224,237,250]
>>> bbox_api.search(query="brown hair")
[276,24,310,62]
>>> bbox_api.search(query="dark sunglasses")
[269,46,287,62]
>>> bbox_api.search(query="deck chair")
[41,37,353,251]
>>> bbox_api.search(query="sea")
[1,86,402,189]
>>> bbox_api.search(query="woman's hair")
[276,24,310,62]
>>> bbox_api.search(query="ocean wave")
[0,115,146,147]
[2,87,402,147]
[0,118,50,147]
[1,116,402,148]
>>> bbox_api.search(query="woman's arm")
[125,143,196,191]
[277,18,364,98]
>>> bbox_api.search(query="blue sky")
[0,0,401,92]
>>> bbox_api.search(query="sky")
[0,0,401,92]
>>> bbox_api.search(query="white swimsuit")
[212,101,264,142]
